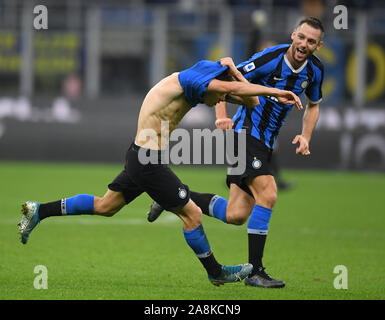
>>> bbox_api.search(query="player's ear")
[316,40,323,51]
[290,28,296,41]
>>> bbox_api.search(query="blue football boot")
[18,201,40,244]
[208,263,253,286]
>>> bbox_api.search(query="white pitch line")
[2,213,242,231]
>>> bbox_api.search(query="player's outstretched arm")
[207,79,303,110]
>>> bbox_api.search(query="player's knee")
[174,200,203,229]
[261,189,277,209]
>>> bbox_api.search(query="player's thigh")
[247,175,277,209]
[226,183,255,225]
[94,189,126,216]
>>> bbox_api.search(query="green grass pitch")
[0,161,384,300]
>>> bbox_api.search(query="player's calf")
[35,194,95,220]
[93,190,126,217]
[225,211,248,225]
[93,196,120,217]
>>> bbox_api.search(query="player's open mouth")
[296,48,306,59]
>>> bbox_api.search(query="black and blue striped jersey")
[232,44,324,149]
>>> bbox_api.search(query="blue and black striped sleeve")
[305,56,324,104]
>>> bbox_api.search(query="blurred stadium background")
[0,0,384,171]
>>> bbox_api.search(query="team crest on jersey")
[243,62,255,73]
[301,79,309,89]
[178,188,187,199]
[252,158,262,169]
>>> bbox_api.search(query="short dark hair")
[298,17,324,35]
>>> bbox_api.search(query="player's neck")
[285,47,306,71]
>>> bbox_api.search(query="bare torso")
[135,72,192,150]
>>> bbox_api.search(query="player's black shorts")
[108,142,190,211]
[226,133,273,197]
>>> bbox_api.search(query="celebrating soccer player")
[18,58,301,286]
[148,17,324,288]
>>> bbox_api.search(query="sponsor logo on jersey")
[243,62,255,73]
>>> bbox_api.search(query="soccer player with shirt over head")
[18,58,301,286]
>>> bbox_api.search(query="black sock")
[190,191,216,216]
[248,233,267,276]
[38,200,62,221]
[198,251,222,278]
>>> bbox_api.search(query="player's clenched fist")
[215,118,233,130]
